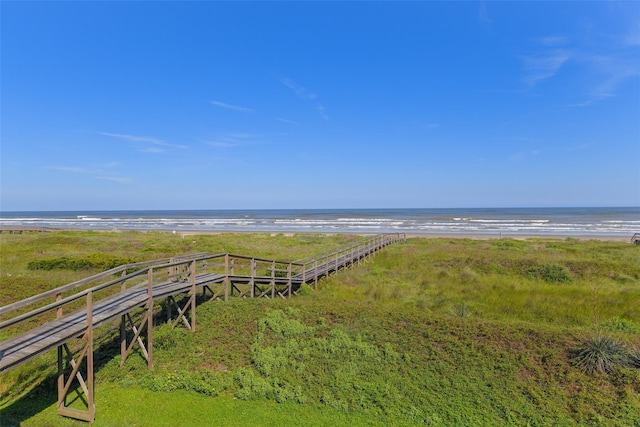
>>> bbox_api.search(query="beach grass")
[1,231,639,426]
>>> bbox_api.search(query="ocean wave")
[1,208,638,236]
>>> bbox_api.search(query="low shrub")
[458,267,479,283]
[525,264,572,283]
[27,253,137,271]
[154,324,193,350]
[233,367,271,400]
[600,317,640,334]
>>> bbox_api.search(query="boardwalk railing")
[0,233,404,422]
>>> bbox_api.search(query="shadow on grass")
[0,292,220,425]
[0,330,124,426]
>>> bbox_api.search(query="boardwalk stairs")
[0,233,404,422]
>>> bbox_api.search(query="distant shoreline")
[1,207,638,240]
[1,226,635,243]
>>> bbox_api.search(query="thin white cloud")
[523,29,640,106]
[621,26,640,46]
[204,132,261,148]
[100,132,186,150]
[206,141,237,148]
[280,77,328,120]
[100,132,163,145]
[280,78,317,100]
[624,33,640,46]
[569,100,594,108]
[537,36,569,47]
[138,147,167,153]
[567,143,592,151]
[316,104,329,121]
[510,150,540,162]
[585,55,639,100]
[478,1,491,27]
[226,132,255,139]
[96,175,132,183]
[209,100,254,113]
[277,118,301,125]
[46,165,131,183]
[47,166,90,173]
[521,49,571,86]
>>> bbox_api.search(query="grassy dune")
[1,231,639,426]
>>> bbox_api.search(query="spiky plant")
[572,335,629,375]
[453,303,470,318]
[628,344,640,369]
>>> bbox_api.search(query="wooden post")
[313,260,318,290]
[351,246,355,269]
[86,291,95,421]
[147,268,153,370]
[271,261,275,299]
[57,291,63,414]
[190,260,196,332]
[57,291,95,422]
[120,270,129,358]
[287,263,292,297]
[302,264,306,287]
[56,293,62,319]
[224,254,230,302]
[250,259,256,298]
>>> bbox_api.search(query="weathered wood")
[56,291,94,422]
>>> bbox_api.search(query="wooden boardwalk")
[0,233,404,422]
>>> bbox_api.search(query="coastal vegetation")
[1,231,639,426]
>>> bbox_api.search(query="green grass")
[7,385,396,427]
[1,232,639,426]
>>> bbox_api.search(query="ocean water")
[1,208,638,237]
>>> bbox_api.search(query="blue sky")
[2,1,639,211]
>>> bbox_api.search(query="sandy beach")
[2,225,636,243]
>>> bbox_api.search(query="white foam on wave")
[1,210,637,235]
[467,219,550,223]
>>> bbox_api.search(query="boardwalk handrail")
[295,233,400,272]
[0,252,209,318]
[1,234,403,334]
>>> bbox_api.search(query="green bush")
[525,264,572,283]
[27,253,137,271]
[243,309,407,413]
[154,324,193,350]
[600,317,640,334]
[233,367,272,400]
[458,267,479,283]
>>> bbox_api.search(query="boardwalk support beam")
[120,268,154,369]
[57,292,95,423]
